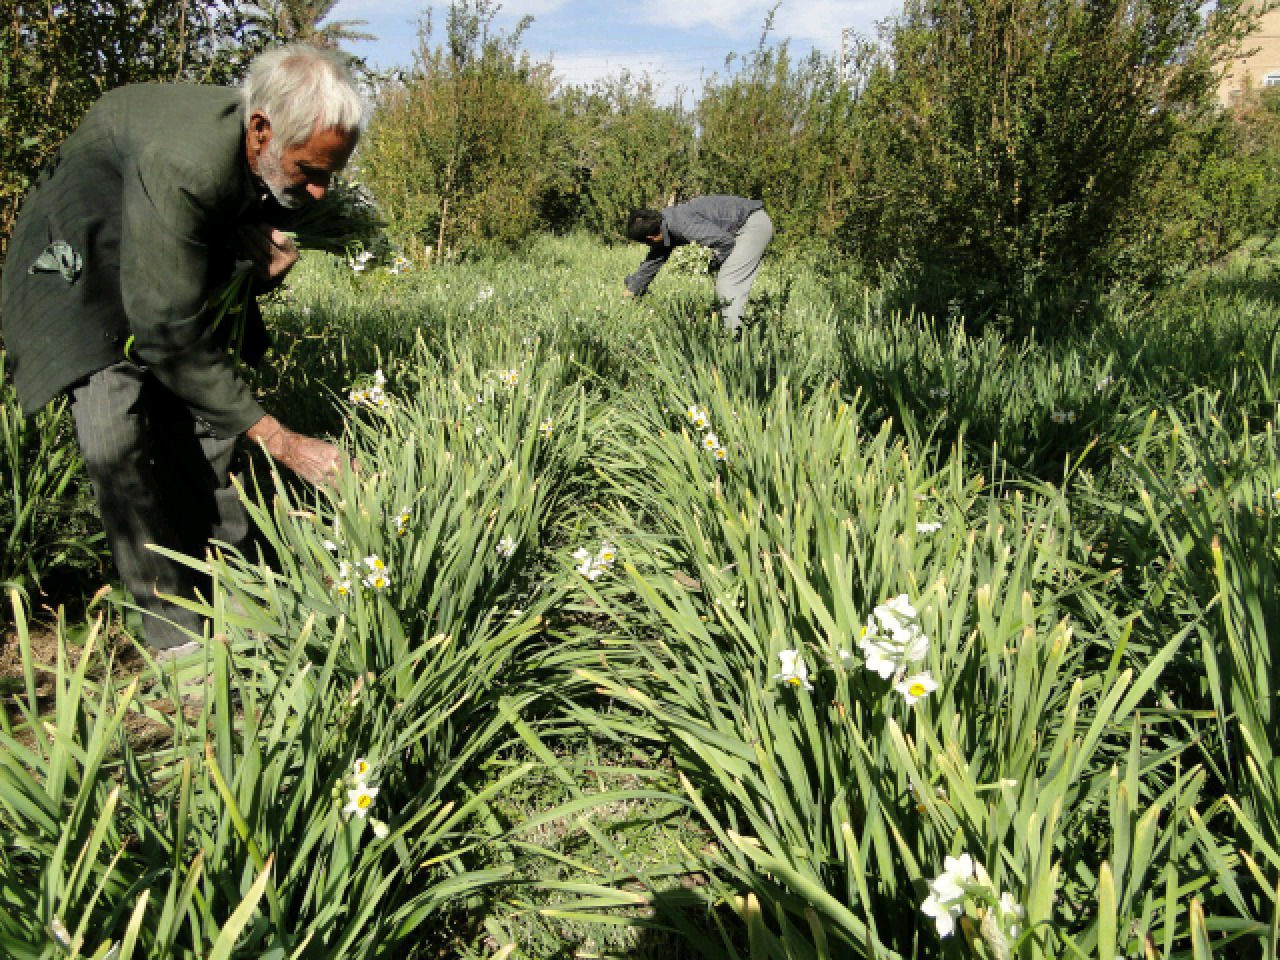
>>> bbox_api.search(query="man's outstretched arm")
[624,243,670,297]
[245,414,351,487]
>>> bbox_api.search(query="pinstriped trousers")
[715,209,774,332]
[69,361,251,650]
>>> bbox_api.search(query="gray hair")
[243,44,365,149]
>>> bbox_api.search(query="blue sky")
[329,0,902,97]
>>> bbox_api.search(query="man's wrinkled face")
[252,117,359,210]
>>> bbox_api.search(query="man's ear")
[248,110,273,150]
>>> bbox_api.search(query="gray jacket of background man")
[0,83,276,437]
[624,194,765,296]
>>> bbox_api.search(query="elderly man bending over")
[1,45,363,655]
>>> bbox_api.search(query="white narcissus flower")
[334,560,354,598]
[349,388,368,405]
[361,557,391,591]
[394,508,411,536]
[496,536,516,558]
[701,432,720,452]
[323,539,339,552]
[896,625,929,663]
[574,546,604,580]
[371,818,390,840]
[920,853,975,937]
[921,888,963,937]
[941,853,975,883]
[874,594,917,633]
[859,633,899,680]
[687,405,709,430]
[774,649,814,692]
[713,445,728,463]
[597,542,617,567]
[916,521,942,534]
[363,571,391,591]
[539,418,553,438]
[344,782,379,818]
[352,757,372,781]
[896,670,938,705]
[373,368,386,387]
[998,891,1025,939]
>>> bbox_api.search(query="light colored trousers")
[716,209,774,332]
[69,361,252,650]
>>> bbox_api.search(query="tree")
[254,0,372,49]
[0,0,271,262]
[696,29,859,248]
[555,72,696,238]
[835,0,1258,318]
[360,0,571,258]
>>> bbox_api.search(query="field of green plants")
[3,232,1280,958]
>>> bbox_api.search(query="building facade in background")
[1219,2,1280,105]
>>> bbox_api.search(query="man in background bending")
[623,195,773,334]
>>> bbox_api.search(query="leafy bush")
[835,0,1257,320]
[358,1,570,260]
[554,73,696,239]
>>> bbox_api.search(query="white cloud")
[633,0,896,44]
[499,0,575,16]
[331,0,420,15]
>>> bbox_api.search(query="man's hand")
[622,289,635,299]
[236,224,299,287]
[246,414,351,487]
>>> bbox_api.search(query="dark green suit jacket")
[0,83,276,436]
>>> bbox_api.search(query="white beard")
[258,145,307,210]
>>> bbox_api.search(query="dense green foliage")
[0,0,276,256]
[358,2,567,259]
[5,0,1280,298]
[6,0,1280,955]
[349,0,1280,314]
[837,0,1260,313]
[4,235,1280,956]
[556,74,697,239]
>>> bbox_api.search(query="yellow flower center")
[909,683,927,697]
[787,676,802,686]
[357,795,373,809]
